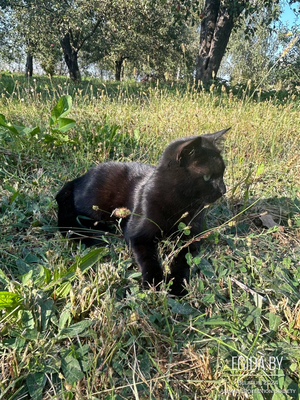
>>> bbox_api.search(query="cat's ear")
[202,127,231,142]
[176,136,203,165]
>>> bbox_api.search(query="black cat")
[56,128,229,296]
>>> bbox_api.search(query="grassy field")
[0,73,299,400]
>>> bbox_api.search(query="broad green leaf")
[26,372,46,400]
[57,320,93,339]
[0,114,36,139]
[253,391,264,400]
[3,337,26,350]
[4,124,41,137]
[134,128,140,140]
[128,272,142,279]
[20,269,33,286]
[10,124,27,134]
[3,184,16,194]
[202,317,232,326]
[0,115,18,134]
[252,308,262,332]
[289,363,297,372]
[54,281,71,298]
[168,298,194,315]
[243,314,254,327]
[282,374,298,397]
[199,259,215,278]
[202,293,215,304]
[255,163,265,176]
[20,310,35,330]
[0,291,21,309]
[22,126,41,136]
[50,95,72,125]
[0,269,10,285]
[277,369,284,389]
[3,124,19,135]
[58,308,72,330]
[43,266,51,284]
[139,352,151,378]
[24,253,40,263]
[43,133,56,143]
[77,344,92,372]
[185,252,193,266]
[198,280,204,293]
[193,256,201,265]
[64,247,108,280]
[0,113,7,124]
[61,353,84,384]
[253,292,264,309]
[38,299,54,331]
[271,392,286,400]
[22,329,39,340]
[268,312,281,331]
[58,117,76,133]
[43,132,69,144]
[178,222,186,231]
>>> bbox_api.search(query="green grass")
[0,73,299,400]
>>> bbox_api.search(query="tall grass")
[0,73,299,399]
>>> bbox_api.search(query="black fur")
[56,128,229,295]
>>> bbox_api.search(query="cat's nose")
[213,178,226,197]
[220,182,226,195]
[216,179,226,195]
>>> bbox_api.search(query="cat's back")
[74,161,155,216]
[81,161,154,187]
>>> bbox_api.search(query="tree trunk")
[25,51,33,77]
[60,32,81,82]
[115,56,125,81]
[196,0,243,85]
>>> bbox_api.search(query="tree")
[39,42,62,77]
[272,28,300,90]
[83,0,198,81]
[58,16,103,82]
[219,11,277,86]
[0,0,107,81]
[38,1,108,82]
[195,0,281,84]
[0,7,18,66]
[0,0,33,76]
[25,45,33,77]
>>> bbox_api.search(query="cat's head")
[159,128,230,203]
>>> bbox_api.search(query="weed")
[0,74,299,399]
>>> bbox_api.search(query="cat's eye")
[203,174,211,181]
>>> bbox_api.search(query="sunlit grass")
[0,73,299,399]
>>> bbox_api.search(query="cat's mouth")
[204,191,224,204]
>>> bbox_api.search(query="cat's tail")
[55,180,113,246]
[55,180,79,235]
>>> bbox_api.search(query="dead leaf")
[259,213,282,230]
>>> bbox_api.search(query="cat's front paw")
[142,270,164,291]
[167,276,188,297]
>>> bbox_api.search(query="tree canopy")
[0,0,299,86]
[0,0,199,81]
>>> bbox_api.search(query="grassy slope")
[0,73,299,400]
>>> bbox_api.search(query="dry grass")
[0,74,299,399]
